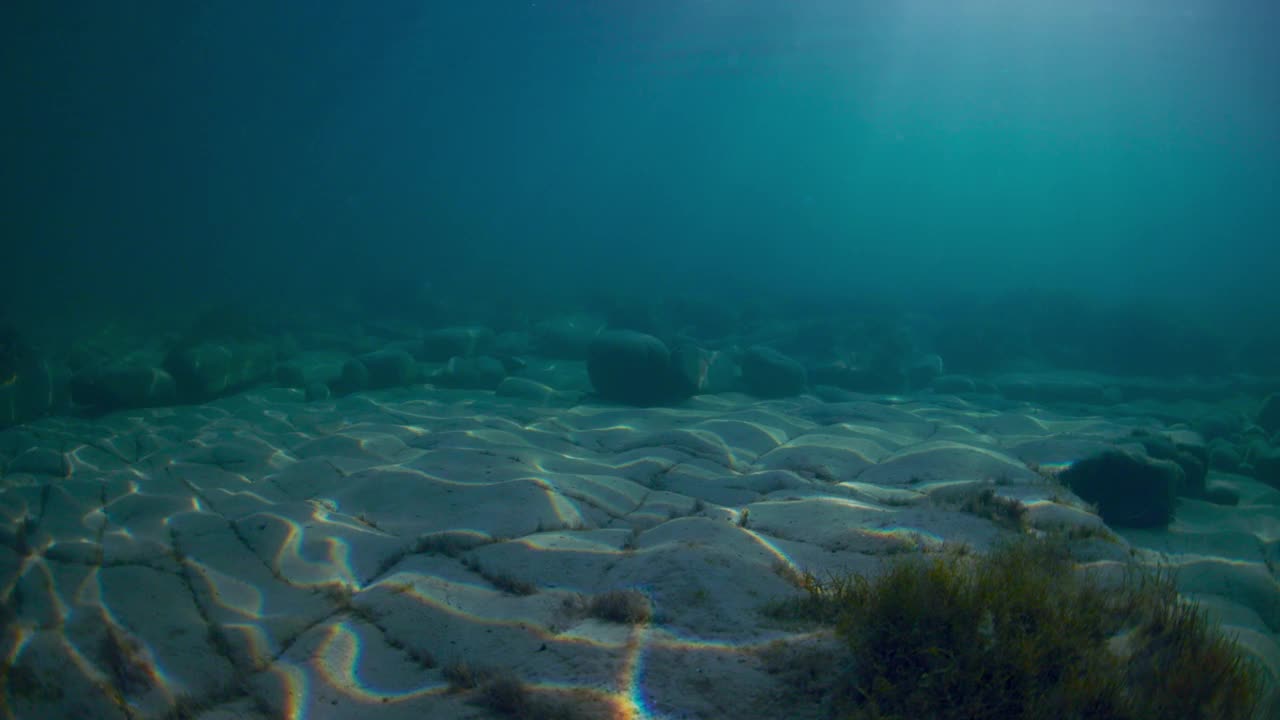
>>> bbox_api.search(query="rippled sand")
[2,387,1277,719]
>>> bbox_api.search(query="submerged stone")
[164,341,275,401]
[1060,449,1180,529]
[588,330,690,406]
[356,348,417,389]
[1258,394,1280,437]
[421,326,495,362]
[741,345,806,399]
[70,364,177,411]
[432,355,506,390]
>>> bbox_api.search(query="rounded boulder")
[741,345,807,398]
[588,331,688,406]
[1060,449,1180,528]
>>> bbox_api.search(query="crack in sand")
[167,525,277,716]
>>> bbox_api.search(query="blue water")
[2,0,1278,315]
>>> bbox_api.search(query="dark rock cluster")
[0,288,1276,425]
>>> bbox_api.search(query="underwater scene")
[3,1,1280,718]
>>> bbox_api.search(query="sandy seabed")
[2,384,1278,719]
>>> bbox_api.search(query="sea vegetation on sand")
[765,536,1268,720]
[561,588,653,625]
[441,660,601,720]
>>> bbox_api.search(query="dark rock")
[667,342,708,398]
[1203,485,1240,507]
[421,326,495,362]
[334,358,370,395]
[1173,451,1206,496]
[493,331,532,357]
[812,384,857,403]
[164,341,275,401]
[496,377,557,403]
[808,363,854,390]
[1196,411,1245,442]
[0,324,24,382]
[356,349,417,389]
[382,339,422,359]
[0,326,62,426]
[496,354,527,374]
[432,355,507,390]
[533,315,604,360]
[1130,429,1208,497]
[1253,447,1280,490]
[906,354,944,390]
[0,356,58,427]
[275,363,306,388]
[70,365,177,411]
[810,357,900,394]
[700,349,740,394]
[587,331,689,406]
[1059,449,1180,529]
[932,374,977,395]
[1208,440,1243,473]
[305,382,331,402]
[1258,394,1280,436]
[973,379,1000,394]
[66,346,111,374]
[741,346,807,399]
[517,359,592,393]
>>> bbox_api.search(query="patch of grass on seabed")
[765,537,1271,720]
